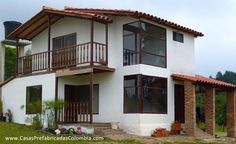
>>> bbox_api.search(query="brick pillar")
[227,90,236,137]
[204,87,215,135]
[184,80,196,136]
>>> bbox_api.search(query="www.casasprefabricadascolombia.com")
[5,135,104,141]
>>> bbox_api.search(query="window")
[124,75,167,114]
[123,21,166,67]
[142,76,167,113]
[26,85,42,114]
[173,31,184,43]
[124,75,140,113]
[53,33,76,49]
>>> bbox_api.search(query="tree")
[4,47,16,80]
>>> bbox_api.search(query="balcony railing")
[17,42,107,75]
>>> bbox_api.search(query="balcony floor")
[55,65,115,77]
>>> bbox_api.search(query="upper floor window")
[123,21,166,68]
[26,85,42,114]
[173,31,184,43]
[53,33,77,49]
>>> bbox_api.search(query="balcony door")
[52,33,77,69]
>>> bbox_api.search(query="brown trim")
[139,74,143,112]
[90,20,94,66]
[29,16,61,40]
[89,72,94,124]
[16,39,19,74]
[10,10,45,38]
[105,23,108,66]
[0,76,16,88]
[48,14,51,71]
[55,77,58,122]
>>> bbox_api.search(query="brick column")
[227,90,236,137]
[204,87,215,135]
[184,80,196,136]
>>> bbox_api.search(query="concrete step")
[95,129,126,135]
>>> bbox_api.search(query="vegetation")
[0,100,3,115]
[215,71,236,131]
[0,122,142,144]
[4,46,16,80]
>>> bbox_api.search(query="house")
[1,6,236,137]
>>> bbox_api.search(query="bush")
[5,109,13,122]
[0,100,3,115]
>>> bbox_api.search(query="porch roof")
[172,73,236,89]
[65,6,204,37]
[9,6,112,40]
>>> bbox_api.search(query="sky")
[0,0,236,77]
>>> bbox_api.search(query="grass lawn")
[0,121,230,144]
[0,122,142,144]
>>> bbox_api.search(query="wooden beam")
[29,16,61,40]
[90,20,94,66]
[56,67,93,77]
[16,39,19,74]
[105,23,108,66]
[48,14,51,70]
[89,72,94,124]
[55,77,58,122]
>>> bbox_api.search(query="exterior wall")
[31,17,106,54]
[1,73,56,124]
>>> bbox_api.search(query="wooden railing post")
[47,14,51,70]
[105,23,108,66]
[90,20,94,66]
[89,72,93,124]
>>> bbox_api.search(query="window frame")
[26,85,42,114]
[123,74,168,114]
[123,20,167,68]
[173,31,184,43]
[52,33,77,49]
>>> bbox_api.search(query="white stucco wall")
[31,17,106,54]
[2,15,197,136]
[1,73,56,124]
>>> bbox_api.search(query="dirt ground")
[105,134,236,144]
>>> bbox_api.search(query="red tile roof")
[43,6,112,23]
[9,6,112,40]
[172,74,236,89]
[65,6,203,37]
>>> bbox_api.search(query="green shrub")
[0,100,3,115]
[5,109,13,122]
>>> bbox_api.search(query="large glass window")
[124,75,167,114]
[123,21,166,67]
[26,85,42,114]
[124,75,140,113]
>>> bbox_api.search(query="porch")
[172,74,236,137]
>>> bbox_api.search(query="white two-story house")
[1,6,236,137]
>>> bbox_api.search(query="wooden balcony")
[17,42,112,75]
